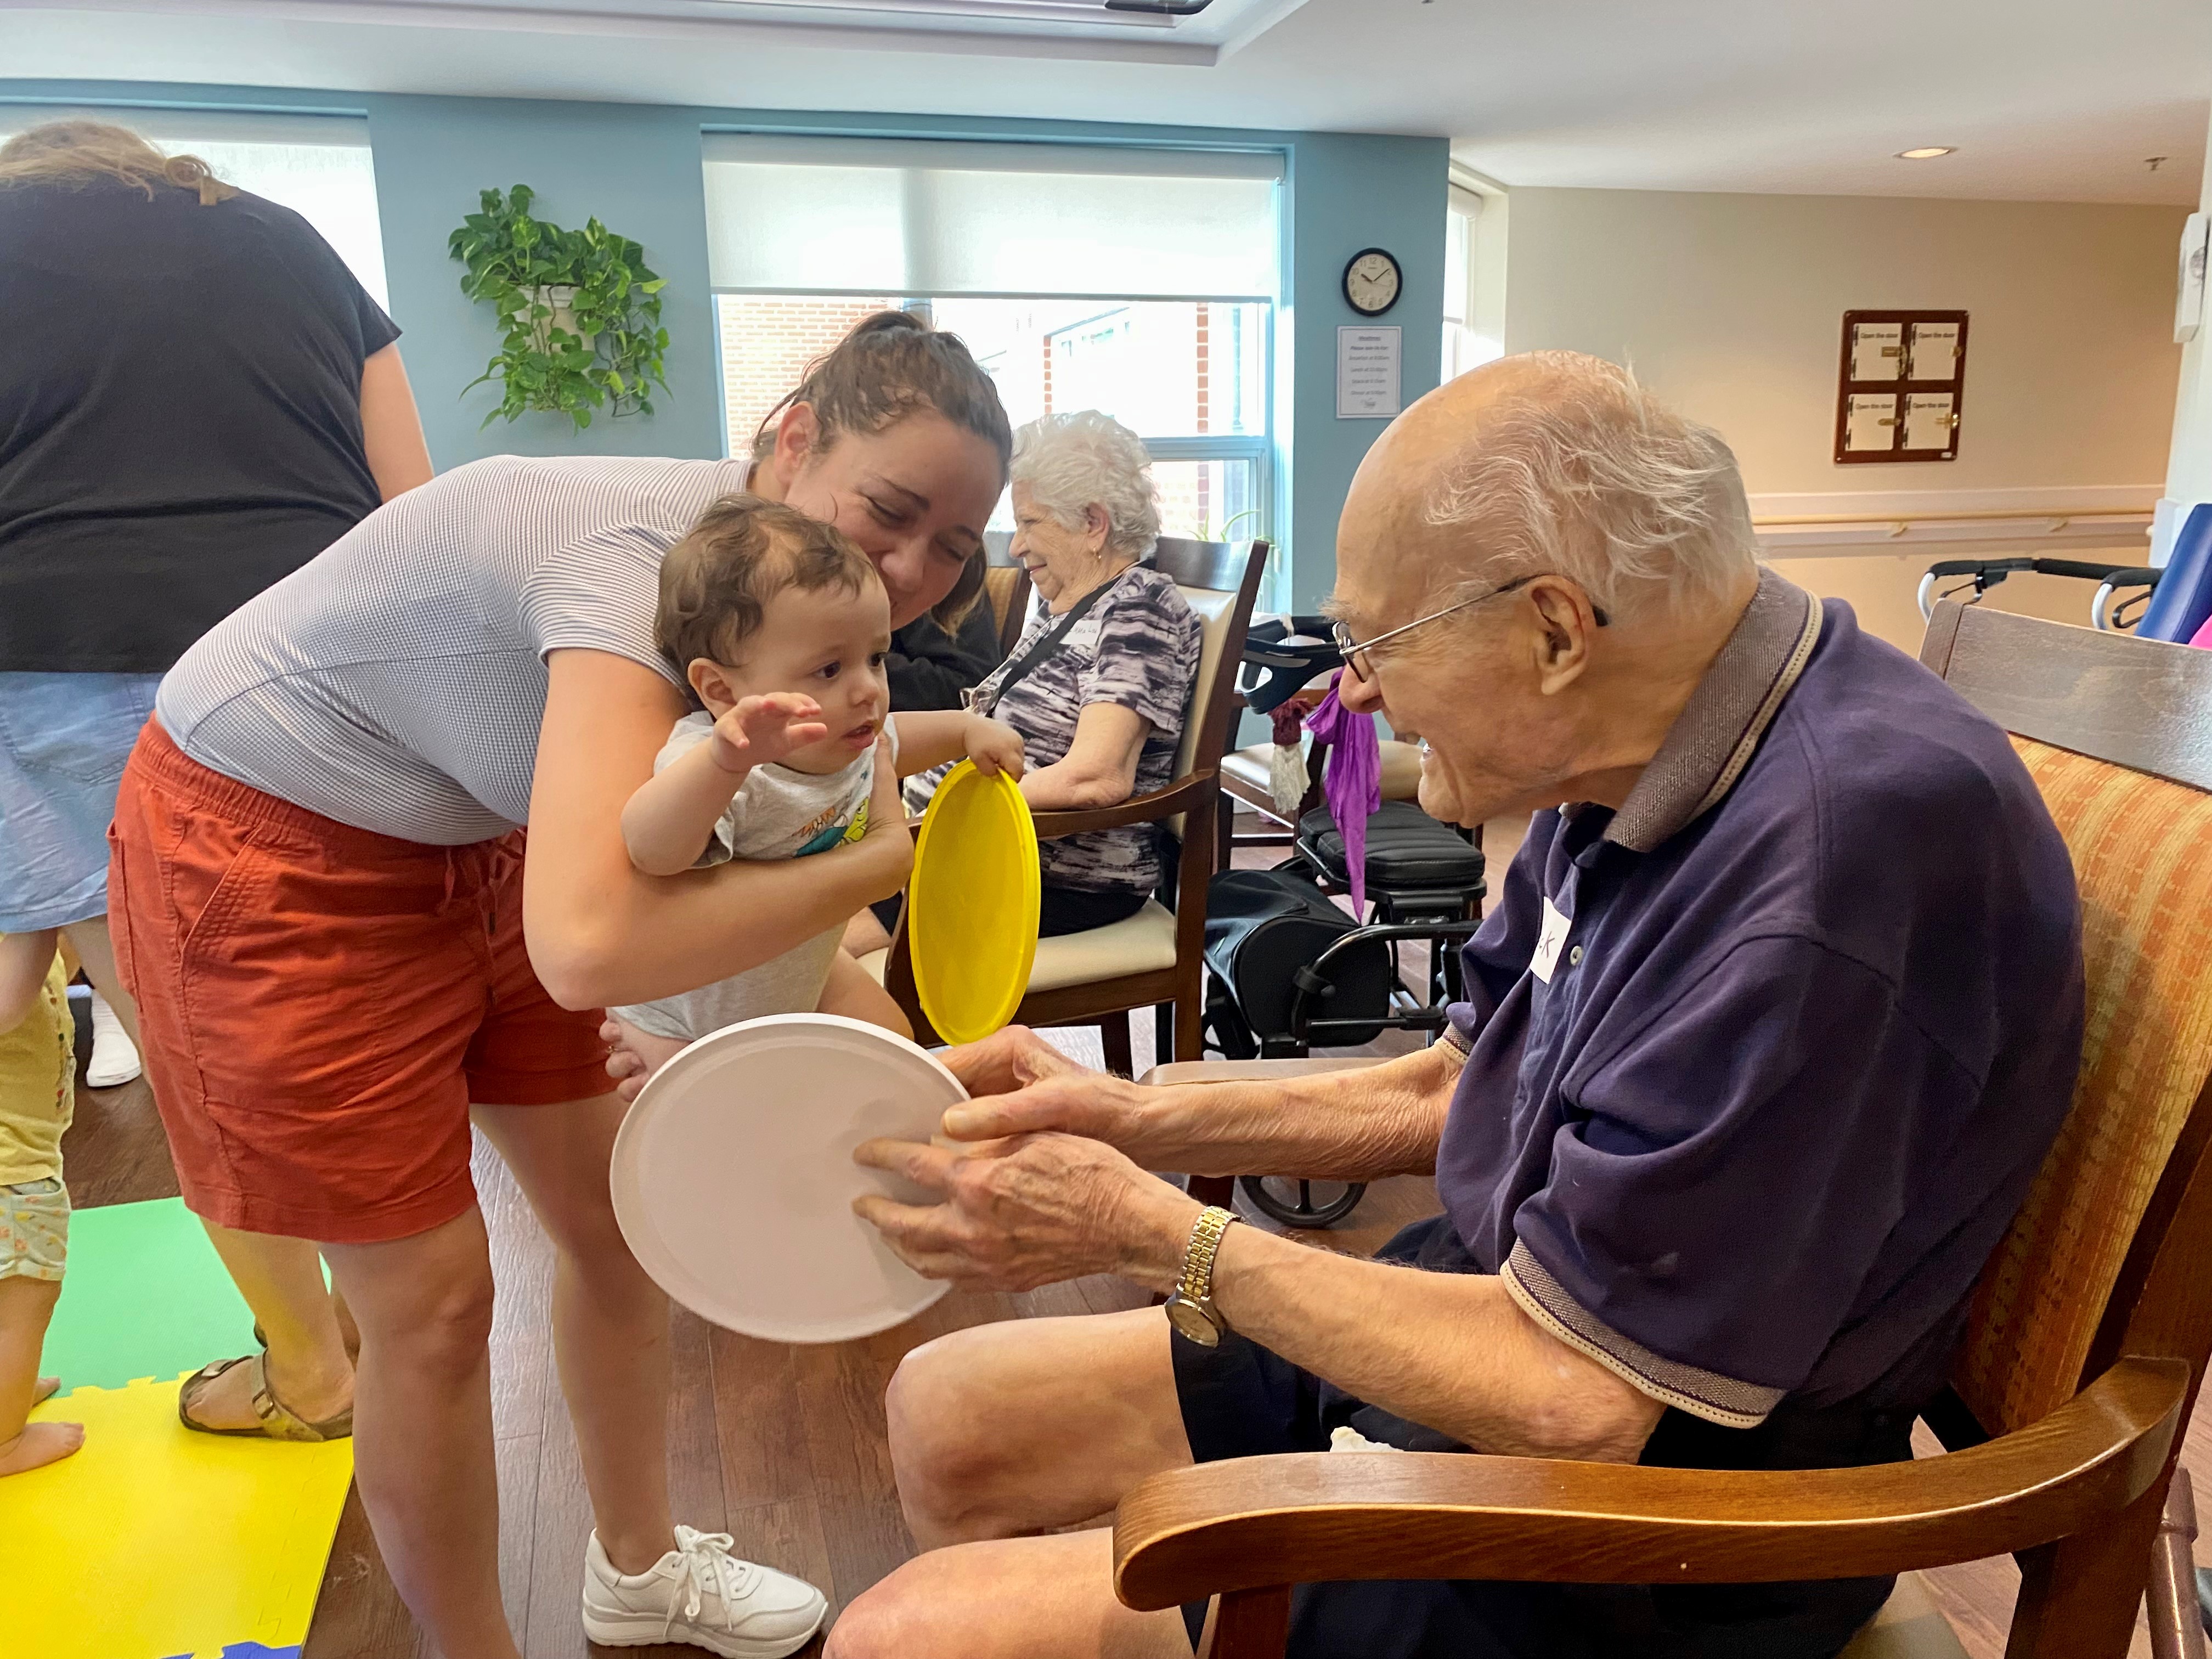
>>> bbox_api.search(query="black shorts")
[1169,1216,1903,1659]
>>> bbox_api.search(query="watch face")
[1345,250,1401,316]
[1165,1296,1221,1347]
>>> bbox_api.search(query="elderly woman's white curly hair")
[1010,411,1162,563]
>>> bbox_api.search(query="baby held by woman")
[605,496,1021,1075]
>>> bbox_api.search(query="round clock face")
[1344,249,1401,316]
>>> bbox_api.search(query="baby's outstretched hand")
[962,714,1026,780]
[710,693,827,772]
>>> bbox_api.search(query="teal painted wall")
[364,94,723,464]
[1280,132,1447,610]
[3,80,1443,599]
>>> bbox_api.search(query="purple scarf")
[1304,673,1380,911]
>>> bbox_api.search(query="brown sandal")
[177,1352,353,1442]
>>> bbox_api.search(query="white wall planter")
[513,285,596,353]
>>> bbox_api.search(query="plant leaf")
[448,187,670,435]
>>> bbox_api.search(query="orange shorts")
[108,720,610,1243]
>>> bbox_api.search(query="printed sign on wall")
[1834,310,1968,465]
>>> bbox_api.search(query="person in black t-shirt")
[886,601,1005,712]
[0,120,433,1442]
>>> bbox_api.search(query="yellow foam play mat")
[0,1199,354,1659]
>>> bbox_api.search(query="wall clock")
[1343,247,1402,317]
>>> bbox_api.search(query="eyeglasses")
[1330,573,1610,680]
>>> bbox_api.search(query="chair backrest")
[1920,601,2212,1438]
[1151,538,1270,838]
[983,567,1032,657]
[980,530,1029,654]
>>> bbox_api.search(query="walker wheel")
[1237,1175,1367,1229]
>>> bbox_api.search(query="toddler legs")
[817,949,913,1039]
[603,962,913,1108]
[0,1271,78,1476]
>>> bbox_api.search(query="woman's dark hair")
[930,541,990,631]
[754,311,1009,631]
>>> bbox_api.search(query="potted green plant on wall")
[448,184,670,431]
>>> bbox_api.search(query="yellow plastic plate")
[908,761,1041,1044]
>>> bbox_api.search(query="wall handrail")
[1753,509,2149,528]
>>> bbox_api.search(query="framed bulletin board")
[1833,309,1968,464]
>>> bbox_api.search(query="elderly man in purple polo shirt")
[833,352,2084,1659]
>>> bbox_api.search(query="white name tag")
[1063,617,1104,657]
[1530,895,1572,985]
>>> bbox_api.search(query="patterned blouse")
[911,561,1202,895]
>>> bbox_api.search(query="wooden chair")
[1112,600,2212,1659]
[980,530,1034,659]
[874,538,1269,1074]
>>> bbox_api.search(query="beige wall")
[1767,554,2112,657]
[2166,106,2212,534]
[1503,187,2187,631]
[1503,188,2186,496]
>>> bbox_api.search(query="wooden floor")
[47,810,2195,1656]
[57,1018,1442,1659]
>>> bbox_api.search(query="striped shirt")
[910,561,1201,894]
[158,454,751,845]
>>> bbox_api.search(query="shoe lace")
[664,1525,762,1636]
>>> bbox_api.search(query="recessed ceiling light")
[1896,146,1956,160]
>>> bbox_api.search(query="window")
[0,106,390,306]
[939,297,1268,543]
[1443,183,1504,384]
[704,136,1279,547]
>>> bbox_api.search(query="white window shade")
[1443,188,1476,328]
[1442,181,1501,383]
[703,134,1281,301]
[0,105,388,306]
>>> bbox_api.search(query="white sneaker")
[580,1525,827,1657]
[86,994,142,1088]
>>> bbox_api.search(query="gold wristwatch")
[1163,1205,1240,1347]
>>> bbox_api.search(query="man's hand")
[709,693,828,772]
[852,1132,1199,1294]
[961,713,1025,780]
[935,1026,1163,1159]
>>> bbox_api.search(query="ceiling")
[3,0,2207,204]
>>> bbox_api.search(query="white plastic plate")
[609,1013,961,1343]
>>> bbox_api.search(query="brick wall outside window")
[714,294,1260,544]
[716,295,897,459]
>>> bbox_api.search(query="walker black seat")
[1296,801,1486,894]
[1215,787,1488,1235]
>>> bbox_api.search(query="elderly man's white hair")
[1424,352,1758,619]
[1011,410,1162,562]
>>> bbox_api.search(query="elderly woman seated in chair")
[851,410,1202,949]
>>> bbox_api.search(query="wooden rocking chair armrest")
[1029,772,1217,839]
[1137,1058,1395,1088]
[1111,1355,2187,1610]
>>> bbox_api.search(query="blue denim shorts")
[0,670,163,932]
